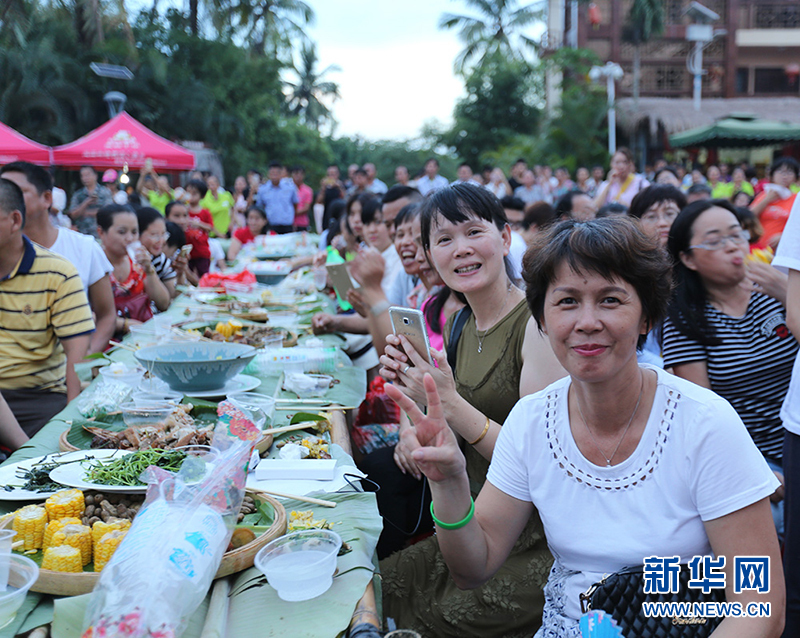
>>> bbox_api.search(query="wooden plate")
[59,429,273,456]
[4,489,286,596]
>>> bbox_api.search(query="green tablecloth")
[0,286,372,637]
[49,490,380,638]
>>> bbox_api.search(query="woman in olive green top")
[380,183,565,636]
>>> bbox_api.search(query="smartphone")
[389,307,433,366]
[326,263,359,300]
[180,244,193,258]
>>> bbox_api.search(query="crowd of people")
[300,151,800,637]
[2,148,800,636]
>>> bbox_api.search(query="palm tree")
[73,0,105,46]
[206,0,314,59]
[622,0,664,108]
[438,0,545,75]
[285,42,340,130]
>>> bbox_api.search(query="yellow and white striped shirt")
[0,237,95,394]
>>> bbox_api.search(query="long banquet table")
[0,277,382,638]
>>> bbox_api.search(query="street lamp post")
[684,2,723,112]
[589,62,624,155]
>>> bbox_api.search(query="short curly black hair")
[522,216,672,349]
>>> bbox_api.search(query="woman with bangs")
[662,199,796,538]
[385,216,783,637]
[378,183,565,637]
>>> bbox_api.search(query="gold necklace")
[476,282,512,354]
[575,372,644,467]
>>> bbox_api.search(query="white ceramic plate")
[0,450,130,500]
[48,449,142,493]
[0,451,103,500]
[184,374,261,399]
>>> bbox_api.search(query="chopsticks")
[260,490,336,508]
[261,421,325,436]
[107,340,138,352]
[275,399,359,410]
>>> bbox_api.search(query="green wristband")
[430,497,475,530]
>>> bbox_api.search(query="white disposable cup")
[0,530,15,592]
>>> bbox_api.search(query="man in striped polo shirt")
[0,179,94,436]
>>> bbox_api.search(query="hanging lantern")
[588,3,601,28]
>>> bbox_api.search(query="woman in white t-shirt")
[767,197,800,636]
[386,216,784,637]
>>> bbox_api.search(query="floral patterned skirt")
[381,511,553,638]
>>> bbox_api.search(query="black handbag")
[579,565,725,638]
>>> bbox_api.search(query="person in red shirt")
[227,205,269,260]
[751,157,799,250]
[291,165,313,231]
[165,196,211,277]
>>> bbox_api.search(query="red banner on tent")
[0,121,53,166]
[52,112,196,171]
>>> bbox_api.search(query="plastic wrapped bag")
[77,381,133,419]
[81,402,261,638]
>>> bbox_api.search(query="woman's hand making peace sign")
[384,374,466,485]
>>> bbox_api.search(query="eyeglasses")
[143,232,170,241]
[641,209,679,224]
[688,230,750,251]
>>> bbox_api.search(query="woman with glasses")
[663,199,796,535]
[386,216,783,637]
[628,184,687,249]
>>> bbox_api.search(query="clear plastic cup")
[313,268,327,291]
[0,555,39,629]
[261,334,284,349]
[228,392,276,428]
[99,364,145,388]
[120,401,175,431]
[0,530,14,592]
[131,389,184,407]
[254,530,342,601]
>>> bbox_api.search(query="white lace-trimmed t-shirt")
[487,366,778,628]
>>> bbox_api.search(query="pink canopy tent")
[52,112,195,172]
[0,121,53,166]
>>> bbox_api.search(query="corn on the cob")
[12,505,47,550]
[42,545,83,573]
[51,524,92,566]
[91,518,131,546]
[45,489,85,520]
[94,530,127,572]
[43,516,82,549]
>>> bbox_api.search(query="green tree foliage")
[285,43,340,130]
[438,0,545,75]
[327,136,458,185]
[485,48,608,171]
[0,2,332,184]
[622,0,664,105]
[439,54,540,169]
[205,0,315,59]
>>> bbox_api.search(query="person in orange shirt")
[751,157,799,250]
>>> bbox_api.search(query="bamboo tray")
[3,489,286,596]
[58,429,274,456]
